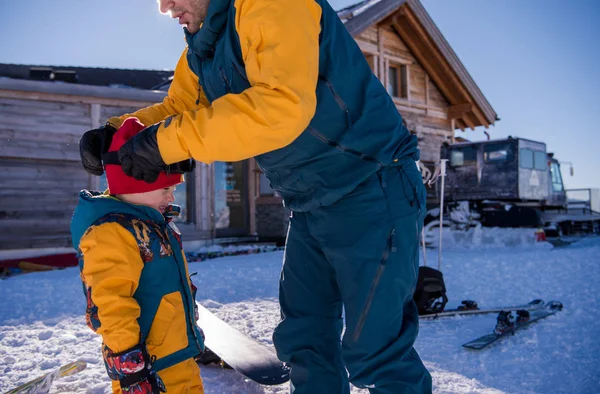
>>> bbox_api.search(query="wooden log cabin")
[0,0,497,255]
[340,0,497,163]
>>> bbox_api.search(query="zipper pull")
[220,67,230,92]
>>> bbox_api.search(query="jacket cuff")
[156,118,193,164]
[107,116,126,130]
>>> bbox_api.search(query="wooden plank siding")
[0,96,91,249]
[357,26,379,46]
[101,105,140,123]
[355,24,452,166]
[0,87,166,250]
[0,99,89,162]
[0,158,88,248]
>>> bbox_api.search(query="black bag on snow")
[413,266,448,315]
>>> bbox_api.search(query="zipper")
[195,63,216,104]
[411,220,419,296]
[321,76,352,130]
[352,228,395,342]
[196,82,202,106]
[163,224,203,351]
[307,126,383,166]
[219,67,230,93]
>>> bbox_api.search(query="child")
[71,118,204,394]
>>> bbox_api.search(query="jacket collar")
[185,0,232,59]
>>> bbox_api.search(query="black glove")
[118,124,166,183]
[79,123,117,176]
[103,343,166,394]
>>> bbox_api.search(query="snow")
[1,233,599,393]
[351,0,383,17]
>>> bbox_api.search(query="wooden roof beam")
[447,103,472,119]
[450,104,492,129]
[472,106,493,128]
[391,12,468,106]
[462,113,477,130]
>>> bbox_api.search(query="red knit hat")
[105,117,184,194]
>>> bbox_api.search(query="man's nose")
[158,0,174,14]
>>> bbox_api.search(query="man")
[79,0,433,393]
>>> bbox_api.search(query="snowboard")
[546,236,580,248]
[5,360,87,394]
[196,303,290,385]
[462,300,563,350]
[420,299,545,319]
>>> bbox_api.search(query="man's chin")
[185,24,201,34]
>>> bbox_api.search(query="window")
[534,151,547,171]
[520,149,546,170]
[387,64,407,98]
[550,162,564,192]
[173,180,191,223]
[520,149,533,169]
[449,146,477,166]
[214,161,249,234]
[387,66,398,97]
[483,143,512,163]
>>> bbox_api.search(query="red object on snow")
[0,253,78,274]
[535,229,547,242]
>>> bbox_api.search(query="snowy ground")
[1,230,599,393]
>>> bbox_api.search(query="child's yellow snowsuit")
[71,191,204,393]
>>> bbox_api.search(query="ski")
[420,299,545,319]
[462,300,563,350]
[5,360,87,394]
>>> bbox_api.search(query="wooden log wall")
[356,25,453,165]
[0,93,142,250]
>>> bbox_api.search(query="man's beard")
[187,0,208,32]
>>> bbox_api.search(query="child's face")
[119,186,177,213]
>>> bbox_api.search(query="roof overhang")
[341,0,498,130]
[0,78,166,106]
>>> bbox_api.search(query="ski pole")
[421,228,427,266]
[438,159,448,271]
[416,160,428,267]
